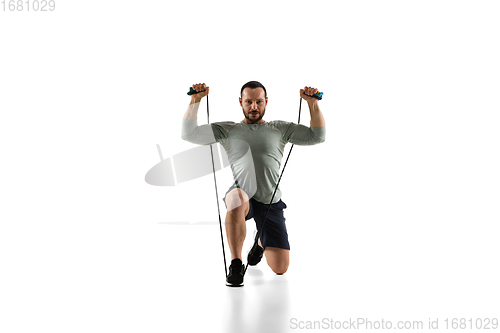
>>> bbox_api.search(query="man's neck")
[242,119,265,124]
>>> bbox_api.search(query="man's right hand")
[190,83,209,103]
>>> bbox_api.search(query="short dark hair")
[240,81,267,98]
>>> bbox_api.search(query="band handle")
[187,87,208,95]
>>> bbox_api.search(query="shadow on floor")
[222,267,291,333]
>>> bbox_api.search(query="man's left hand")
[300,86,320,103]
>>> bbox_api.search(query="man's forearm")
[184,97,202,120]
[181,96,217,144]
[308,100,325,127]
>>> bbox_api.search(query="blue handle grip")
[301,89,323,100]
[187,87,208,95]
[311,91,323,100]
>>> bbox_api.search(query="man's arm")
[276,86,326,145]
[181,83,216,144]
[183,83,209,120]
[300,86,326,127]
[181,83,235,145]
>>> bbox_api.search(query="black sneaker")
[247,232,264,266]
[226,258,245,287]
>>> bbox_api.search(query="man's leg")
[264,247,289,275]
[224,188,250,260]
[251,199,289,274]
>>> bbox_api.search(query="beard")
[243,108,265,123]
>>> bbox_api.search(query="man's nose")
[251,102,258,110]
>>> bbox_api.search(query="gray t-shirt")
[182,119,325,204]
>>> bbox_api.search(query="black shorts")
[222,184,290,250]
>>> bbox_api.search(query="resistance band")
[188,87,227,278]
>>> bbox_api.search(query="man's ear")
[265,97,268,105]
[239,97,242,106]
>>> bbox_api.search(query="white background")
[1,0,499,332]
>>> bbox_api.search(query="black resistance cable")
[188,87,228,278]
[207,95,228,278]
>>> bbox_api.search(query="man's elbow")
[312,130,325,144]
[181,129,195,142]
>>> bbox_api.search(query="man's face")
[239,87,268,124]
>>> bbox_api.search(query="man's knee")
[271,262,289,275]
[265,248,289,275]
[225,188,249,215]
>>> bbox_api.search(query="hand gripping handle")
[187,87,208,95]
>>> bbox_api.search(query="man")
[181,81,325,286]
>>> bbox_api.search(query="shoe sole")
[247,257,262,266]
[225,281,244,287]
